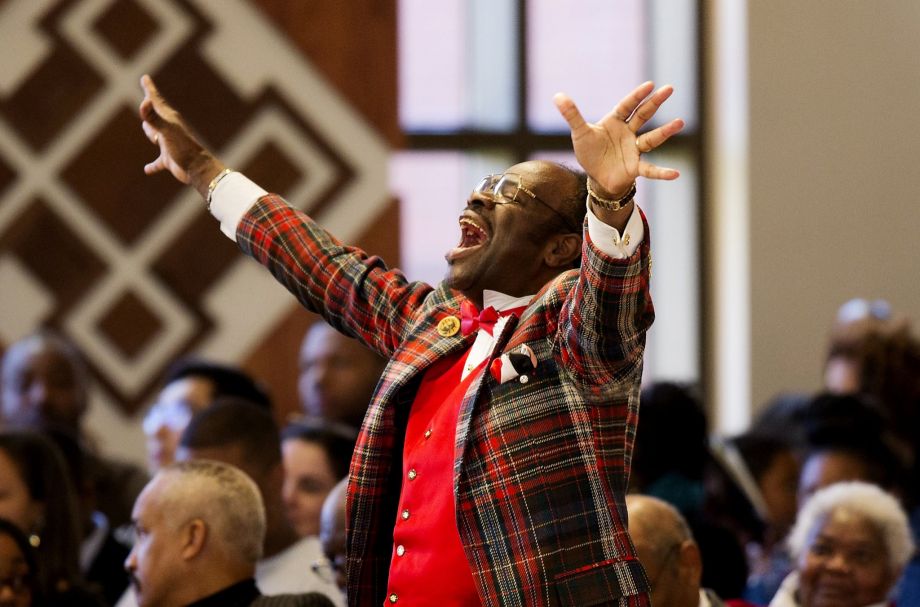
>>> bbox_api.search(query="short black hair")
[162,358,271,409]
[633,382,709,486]
[551,165,588,270]
[730,432,794,483]
[281,418,357,480]
[803,392,906,491]
[179,398,281,470]
[558,165,588,234]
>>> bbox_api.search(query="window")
[391,0,701,383]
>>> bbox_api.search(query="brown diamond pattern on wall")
[151,211,239,306]
[0,198,107,314]
[151,141,304,307]
[60,106,184,245]
[243,141,305,198]
[97,289,164,360]
[92,0,160,60]
[0,0,390,419]
[0,3,105,153]
[0,156,14,198]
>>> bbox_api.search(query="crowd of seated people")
[1,301,917,607]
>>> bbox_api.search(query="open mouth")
[446,215,490,262]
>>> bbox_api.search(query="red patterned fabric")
[237,195,655,607]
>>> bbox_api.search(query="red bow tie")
[461,301,526,336]
[461,301,499,335]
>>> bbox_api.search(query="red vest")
[384,351,484,606]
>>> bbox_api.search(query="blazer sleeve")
[556,208,655,400]
[234,194,433,358]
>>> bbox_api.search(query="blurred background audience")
[297,322,386,431]
[177,400,343,605]
[124,459,334,607]
[316,477,349,597]
[631,381,750,599]
[771,481,913,607]
[0,518,41,607]
[0,331,147,531]
[141,358,271,475]
[0,431,103,605]
[626,494,736,607]
[280,418,354,539]
[5,300,919,607]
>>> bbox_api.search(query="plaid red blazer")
[237,196,655,607]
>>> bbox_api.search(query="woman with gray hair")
[770,481,914,607]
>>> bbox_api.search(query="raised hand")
[554,82,684,198]
[139,74,224,198]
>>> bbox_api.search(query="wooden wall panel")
[0,0,398,460]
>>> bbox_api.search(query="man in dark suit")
[125,459,332,607]
[138,74,683,606]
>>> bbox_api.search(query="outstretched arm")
[554,82,684,231]
[136,74,428,359]
[138,74,225,199]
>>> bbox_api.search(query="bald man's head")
[626,495,702,607]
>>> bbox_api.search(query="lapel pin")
[437,315,461,337]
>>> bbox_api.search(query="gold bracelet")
[206,168,234,211]
[587,180,636,211]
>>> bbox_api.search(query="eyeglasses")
[142,400,193,435]
[473,173,580,233]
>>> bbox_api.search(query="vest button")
[396,544,405,556]
[389,594,398,603]
[408,469,417,480]
[401,509,410,520]
[424,428,432,439]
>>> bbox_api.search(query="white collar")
[482,289,531,312]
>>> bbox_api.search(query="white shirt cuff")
[209,172,269,240]
[586,203,644,259]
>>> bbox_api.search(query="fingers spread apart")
[603,81,654,125]
[628,85,674,132]
[639,160,680,181]
[553,93,589,139]
[637,118,684,154]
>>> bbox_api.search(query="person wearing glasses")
[139,75,683,606]
[141,358,270,474]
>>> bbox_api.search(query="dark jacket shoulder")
[251,593,336,607]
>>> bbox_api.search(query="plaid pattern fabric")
[237,195,655,607]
